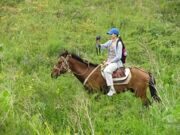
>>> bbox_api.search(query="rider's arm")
[99,40,111,49]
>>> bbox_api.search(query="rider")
[98,28,123,96]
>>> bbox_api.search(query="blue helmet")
[107,28,120,35]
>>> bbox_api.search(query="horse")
[51,51,161,106]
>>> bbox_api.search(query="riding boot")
[107,86,116,96]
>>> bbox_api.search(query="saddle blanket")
[101,68,132,85]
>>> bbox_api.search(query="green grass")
[0,0,179,134]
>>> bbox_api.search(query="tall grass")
[0,0,179,134]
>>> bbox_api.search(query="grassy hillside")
[0,0,179,134]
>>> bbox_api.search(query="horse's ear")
[64,50,68,55]
[62,49,68,54]
[59,49,68,57]
[62,49,69,57]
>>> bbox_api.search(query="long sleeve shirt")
[100,39,123,65]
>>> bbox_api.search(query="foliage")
[0,0,179,134]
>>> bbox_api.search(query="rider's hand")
[105,61,111,65]
[96,36,101,41]
[96,36,101,45]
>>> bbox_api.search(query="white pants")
[103,63,121,86]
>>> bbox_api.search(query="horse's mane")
[59,51,98,67]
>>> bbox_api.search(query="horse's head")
[51,52,70,78]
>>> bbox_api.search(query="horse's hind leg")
[135,88,151,107]
[142,96,151,107]
[137,93,151,107]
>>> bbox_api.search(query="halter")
[53,55,70,73]
[54,55,101,86]
[55,55,90,76]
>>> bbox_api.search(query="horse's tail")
[148,73,161,102]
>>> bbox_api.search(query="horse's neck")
[68,58,93,83]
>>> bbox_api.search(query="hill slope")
[0,0,179,134]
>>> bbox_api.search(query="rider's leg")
[103,63,118,96]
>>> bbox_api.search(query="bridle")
[54,55,90,76]
[53,55,70,74]
[54,54,102,85]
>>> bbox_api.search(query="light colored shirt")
[100,39,123,65]
[107,40,116,62]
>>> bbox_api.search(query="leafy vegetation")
[0,0,179,134]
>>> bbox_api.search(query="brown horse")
[51,51,161,106]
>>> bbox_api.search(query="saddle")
[101,67,131,85]
[112,67,125,78]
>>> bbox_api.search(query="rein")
[83,64,101,85]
